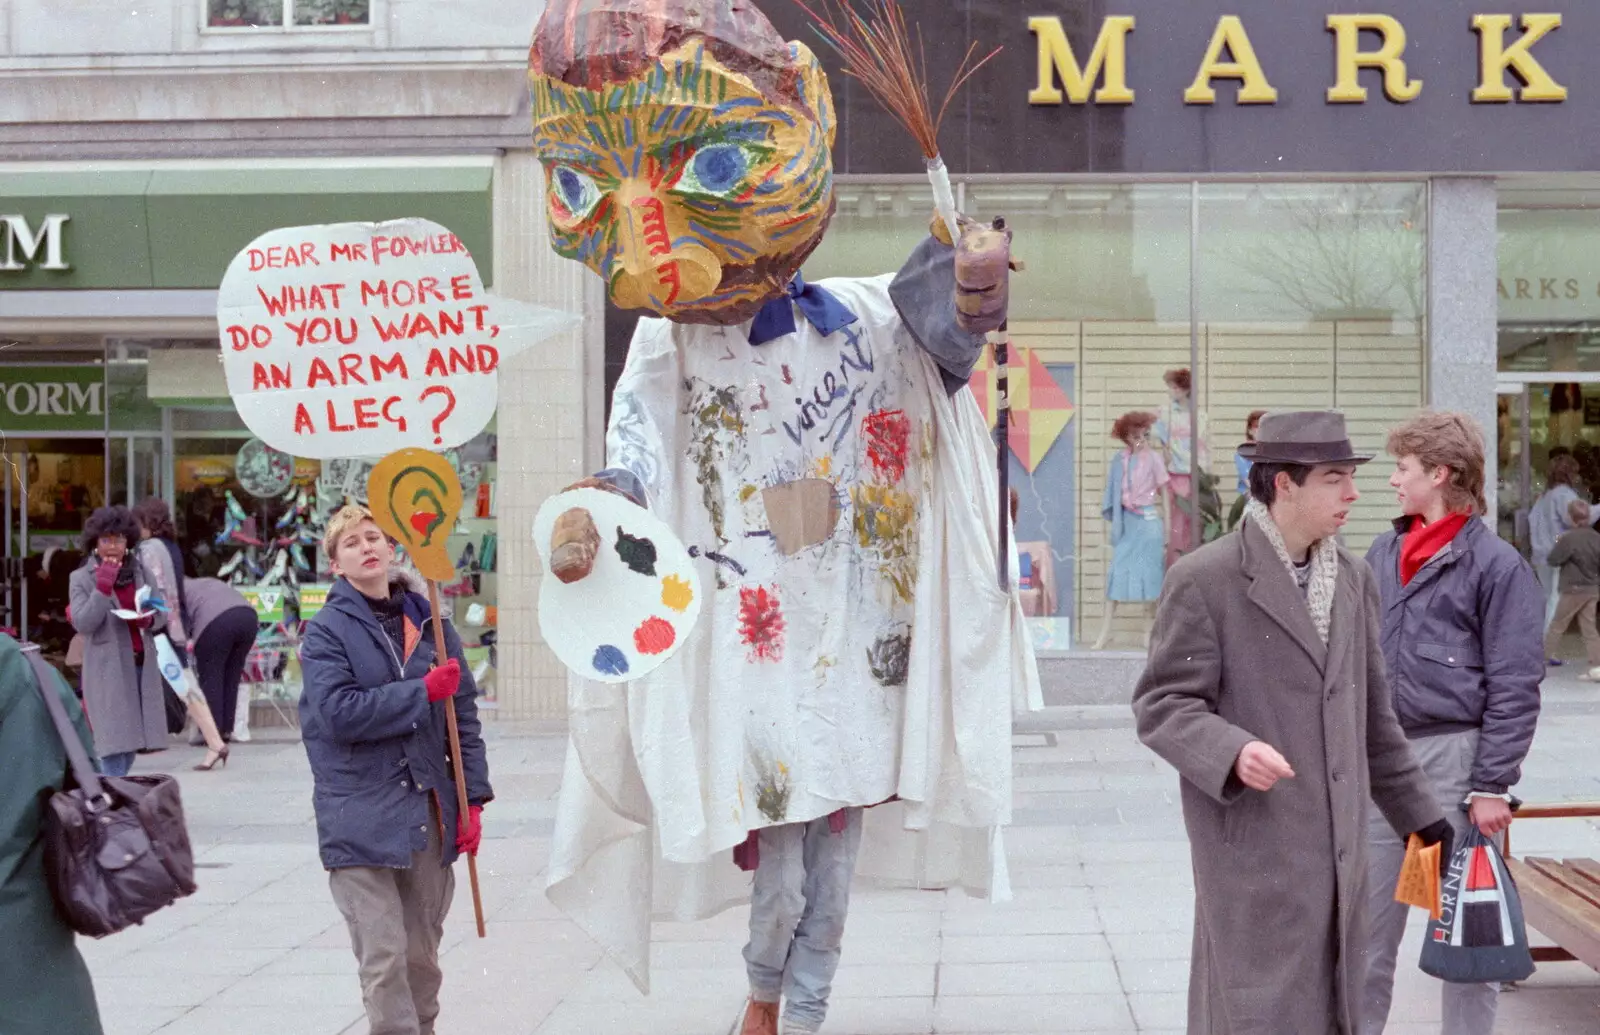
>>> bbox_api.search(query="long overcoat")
[0,634,104,1035]
[68,559,167,758]
[1132,519,1441,1035]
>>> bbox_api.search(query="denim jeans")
[101,752,135,777]
[743,808,863,1033]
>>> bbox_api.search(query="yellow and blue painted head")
[529,0,837,325]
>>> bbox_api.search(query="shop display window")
[811,181,1427,649]
[206,0,370,29]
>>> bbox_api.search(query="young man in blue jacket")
[1360,411,1543,1035]
[299,504,492,1035]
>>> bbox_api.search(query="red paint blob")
[737,585,785,663]
[863,409,911,483]
[633,615,676,655]
[410,511,438,535]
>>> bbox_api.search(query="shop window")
[1494,184,1600,558]
[206,0,371,29]
[815,180,1427,650]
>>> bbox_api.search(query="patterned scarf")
[1244,498,1338,644]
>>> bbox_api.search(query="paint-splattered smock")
[548,253,1043,993]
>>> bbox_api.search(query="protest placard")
[216,218,578,459]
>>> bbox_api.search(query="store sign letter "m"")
[1,214,70,271]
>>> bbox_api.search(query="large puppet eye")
[551,166,601,222]
[676,144,753,197]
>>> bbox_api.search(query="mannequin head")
[1112,411,1157,451]
[528,0,837,325]
[1163,368,1192,402]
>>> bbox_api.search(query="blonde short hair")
[323,503,380,564]
[1386,410,1487,516]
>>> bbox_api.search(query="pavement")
[80,677,1600,1035]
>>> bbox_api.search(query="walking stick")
[428,578,486,939]
[368,449,486,939]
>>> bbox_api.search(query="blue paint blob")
[592,644,629,676]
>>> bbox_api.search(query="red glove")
[94,562,118,595]
[456,804,483,856]
[423,658,460,703]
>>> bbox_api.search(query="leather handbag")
[25,645,197,937]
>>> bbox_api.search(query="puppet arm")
[889,213,1016,395]
[550,320,677,582]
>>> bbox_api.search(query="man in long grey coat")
[1133,411,1450,1035]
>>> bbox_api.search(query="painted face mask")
[529,0,836,325]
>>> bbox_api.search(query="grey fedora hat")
[1236,410,1374,466]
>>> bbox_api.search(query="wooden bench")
[1503,803,1600,972]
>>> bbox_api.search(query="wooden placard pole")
[429,577,485,939]
[367,448,485,939]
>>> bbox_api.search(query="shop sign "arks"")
[0,214,70,271]
[1029,14,1568,106]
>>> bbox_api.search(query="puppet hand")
[953,220,1014,335]
[550,507,601,584]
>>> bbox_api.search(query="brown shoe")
[736,998,779,1035]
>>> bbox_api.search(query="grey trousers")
[328,816,457,1035]
[744,808,864,1033]
[1359,729,1498,1035]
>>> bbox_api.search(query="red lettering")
[226,324,272,351]
[354,398,380,429]
[475,344,499,373]
[306,357,336,389]
[294,403,315,435]
[330,241,368,262]
[407,312,438,340]
[381,396,407,432]
[371,313,409,342]
[450,274,473,300]
[437,309,464,337]
[251,361,292,390]
[370,353,407,382]
[361,280,391,307]
[248,248,267,271]
[424,348,448,377]
[298,242,320,266]
[417,277,446,304]
[446,346,478,375]
[326,400,355,433]
[338,353,368,386]
[332,317,359,345]
[466,304,489,331]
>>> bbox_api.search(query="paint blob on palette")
[532,487,702,683]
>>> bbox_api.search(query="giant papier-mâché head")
[529,0,837,325]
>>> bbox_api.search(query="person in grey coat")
[1134,411,1447,1035]
[1360,412,1544,1035]
[67,506,167,776]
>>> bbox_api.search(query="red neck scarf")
[1400,512,1470,586]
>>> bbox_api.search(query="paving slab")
[71,704,1599,1034]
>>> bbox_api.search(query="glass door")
[1494,376,1600,559]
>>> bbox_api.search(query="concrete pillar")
[1426,177,1500,516]
[491,150,606,719]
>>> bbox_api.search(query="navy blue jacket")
[298,574,492,869]
[1366,516,1543,794]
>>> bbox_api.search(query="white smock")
[545,273,1042,992]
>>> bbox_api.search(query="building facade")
[0,0,603,719]
[4,0,1599,714]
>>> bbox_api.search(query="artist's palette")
[532,487,701,683]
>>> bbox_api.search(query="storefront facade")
[594,1,1592,663]
[0,156,510,688]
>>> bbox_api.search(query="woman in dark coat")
[68,506,166,776]
[0,634,105,1035]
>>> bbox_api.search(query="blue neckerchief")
[747,271,858,346]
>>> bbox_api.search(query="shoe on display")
[217,552,244,579]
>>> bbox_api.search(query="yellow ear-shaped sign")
[367,448,464,583]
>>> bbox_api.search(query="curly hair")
[1163,368,1192,394]
[1246,409,1268,437]
[82,505,141,552]
[1111,410,1158,446]
[132,496,177,540]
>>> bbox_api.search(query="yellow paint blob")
[661,574,694,613]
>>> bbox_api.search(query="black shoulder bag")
[25,645,197,937]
